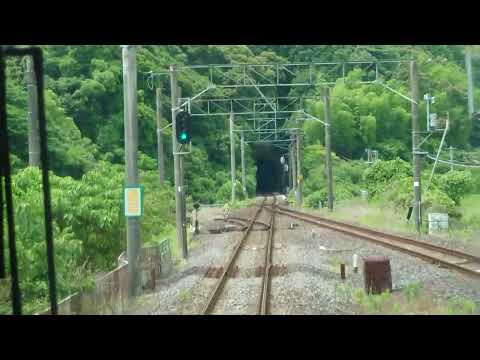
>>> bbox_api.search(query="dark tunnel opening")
[252,144,286,195]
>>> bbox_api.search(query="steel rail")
[202,197,267,315]
[267,206,480,278]
[258,196,276,315]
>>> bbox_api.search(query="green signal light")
[180,132,188,141]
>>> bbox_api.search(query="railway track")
[267,205,480,278]
[258,196,276,315]
[202,195,277,315]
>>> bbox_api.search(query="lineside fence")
[37,239,172,315]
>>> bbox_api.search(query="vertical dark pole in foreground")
[324,87,333,211]
[1,47,57,314]
[33,48,58,314]
[0,51,22,313]
[122,45,141,296]
[410,61,422,233]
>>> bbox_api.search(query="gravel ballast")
[126,198,480,315]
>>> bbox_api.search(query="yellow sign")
[124,187,142,217]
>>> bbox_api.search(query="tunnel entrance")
[252,144,285,195]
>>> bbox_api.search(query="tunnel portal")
[252,144,286,195]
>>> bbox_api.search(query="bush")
[215,181,247,203]
[305,190,327,208]
[379,175,456,214]
[437,170,472,205]
[363,158,412,197]
[2,163,177,314]
[376,140,410,160]
[423,187,457,214]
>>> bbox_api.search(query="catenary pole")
[122,45,141,296]
[26,56,40,167]
[291,135,297,197]
[324,87,334,211]
[449,146,454,171]
[156,87,165,186]
[288,142,293,191]
[177,86,187,256]
[170,64,187,259]
[466,48,475,118]
[410,61,422,233]
[295,124,303,208]
[230,112,236,203]
[241,130,246,194]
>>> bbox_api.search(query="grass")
[311,194,480,250]
[334,281,478,315]
[459,194,480,220]
[230,198,256,209]
[177,288,193,303]
[316,197,418,236]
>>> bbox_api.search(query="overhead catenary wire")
[425,154,480,168]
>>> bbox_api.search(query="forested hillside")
[7,45,480,181]
[3,45,480,313]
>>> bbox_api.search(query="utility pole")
[122,45,141,296]
[170,64,187,259]
[295,125,303,208]
[449,146,454,171]
[156,87,165,186]
[26,56,40,167]
[466,48,475,118]
[410,61,422,233]
[230,112,236,203]
[241,130,246,194]
[288,143,293,191]
[291,135,297,197]
[177,86,187,252]
[324,87,334,211]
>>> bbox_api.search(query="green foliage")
[376,140,410,160]
[305,190,327,208]
[363,158,412,198]
[1,163,175,314]
[445,297,477,315]
[215,181,247,203]
[437,170,472,205]
[4,45,480,313]
[423,187,457,214]
[354,289,392,314]
[404,282,422,303]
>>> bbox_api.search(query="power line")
[426,154,480,168]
